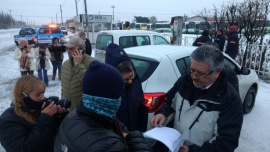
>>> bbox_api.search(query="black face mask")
[22,94,44,111]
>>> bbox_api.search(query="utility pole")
[75,0,80,16]
[60,4,63,26]
[20,15,23,27]
[111,5,115,23]
[8,10,13,27]
[26,18,28,26]
[84,0,89,39]
[56,13,58,24]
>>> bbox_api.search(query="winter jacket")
[225,32,239,59]
[54,103,152,152]
[48,44,66,62]
[35,47,51,71]
[192,31,211,47]
[14,47,36,71]
[214,34,226,51]
[61,54,95,110]
[155,71,243,152]
[105,43,148,132]
[0,106,65,152]
[84,38,92,56]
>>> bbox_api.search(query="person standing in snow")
[14,38,36,76]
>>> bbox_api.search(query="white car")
[124,45,259,130]
[60,26,68,35]
[95,30,170,62]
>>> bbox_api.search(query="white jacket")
[14,47,36,71]
[35,47,51,70]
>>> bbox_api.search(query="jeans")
[51,60,63,75]
[38,64,48,85]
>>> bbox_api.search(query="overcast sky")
[1,0,243,25]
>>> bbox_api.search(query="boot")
[52,74,56,80]
[58,74,61,81]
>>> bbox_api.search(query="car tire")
[243,87,256,114]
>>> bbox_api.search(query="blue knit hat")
[82,60,124,99]
[105,43,130,67]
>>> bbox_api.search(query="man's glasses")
[123,72,136,82]
[188,68,213,78]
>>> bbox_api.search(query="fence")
[161,34,270,79]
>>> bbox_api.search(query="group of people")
[193,25,239,60]
[13,36,66,86]
[0,27,243,152]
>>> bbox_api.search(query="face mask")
[22,93,44,111]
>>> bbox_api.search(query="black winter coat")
[85,38,92,56]
[48,44,66,62]
[0,107,64,152]
[225,32,239,59]
[214,34,226,51]
[54,103,152,152]
[192,35,211,46]
[105,43,148,132]
[116,77,148,132]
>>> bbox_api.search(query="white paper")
[143,127,184,152]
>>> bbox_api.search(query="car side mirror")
[241,67,250,75]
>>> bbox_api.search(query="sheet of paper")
[143,127,184,152]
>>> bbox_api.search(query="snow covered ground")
[0,29,269,152]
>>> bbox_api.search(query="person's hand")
[150,114,166,127]
[56,105,68,114]
[41,102,57,117]
[72,49,83,65]
[179,144,188,152]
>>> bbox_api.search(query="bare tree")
[149,16,157,24]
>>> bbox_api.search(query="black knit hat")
[82,61,125,99]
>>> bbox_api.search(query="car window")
[224,57,237,71]
[20,29,36,35]
[153,35,170,45]
[130,57,159,82]
[176,55,238,76]
[136,36,150,46]
[39,28,50,34]
[176,56,191,75]
[96,34,113,50]
[50,28,61,33]
[119,36,134,48]
[61,27,66,30]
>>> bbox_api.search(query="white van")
[95,30,170,62]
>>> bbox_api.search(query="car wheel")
[243,87,256,114]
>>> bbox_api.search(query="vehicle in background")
[124,45,258,131]
[135,23,148,30]
[147,23,154,31]
[95,30,170,62]
[14,27,36,46]
[154,22,171,33]
[34,24,65,45]
[60,26,68,35]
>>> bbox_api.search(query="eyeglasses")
[188,68,213,78]
[123,72,136,82]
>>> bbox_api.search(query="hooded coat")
[105,43,148,132]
